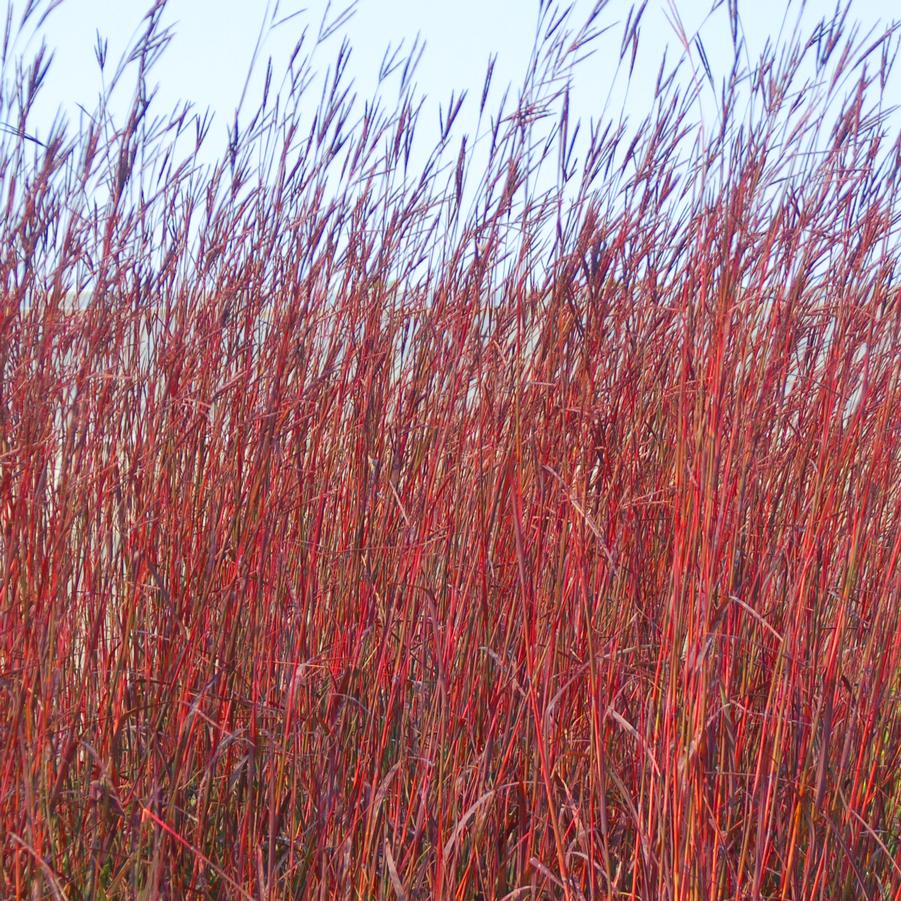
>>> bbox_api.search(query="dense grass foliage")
[2,0,900,897]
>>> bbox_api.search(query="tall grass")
[2,0,900,897]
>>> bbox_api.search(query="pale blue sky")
[14,0,900,153]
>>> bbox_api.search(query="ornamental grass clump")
[1,0,900,897]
